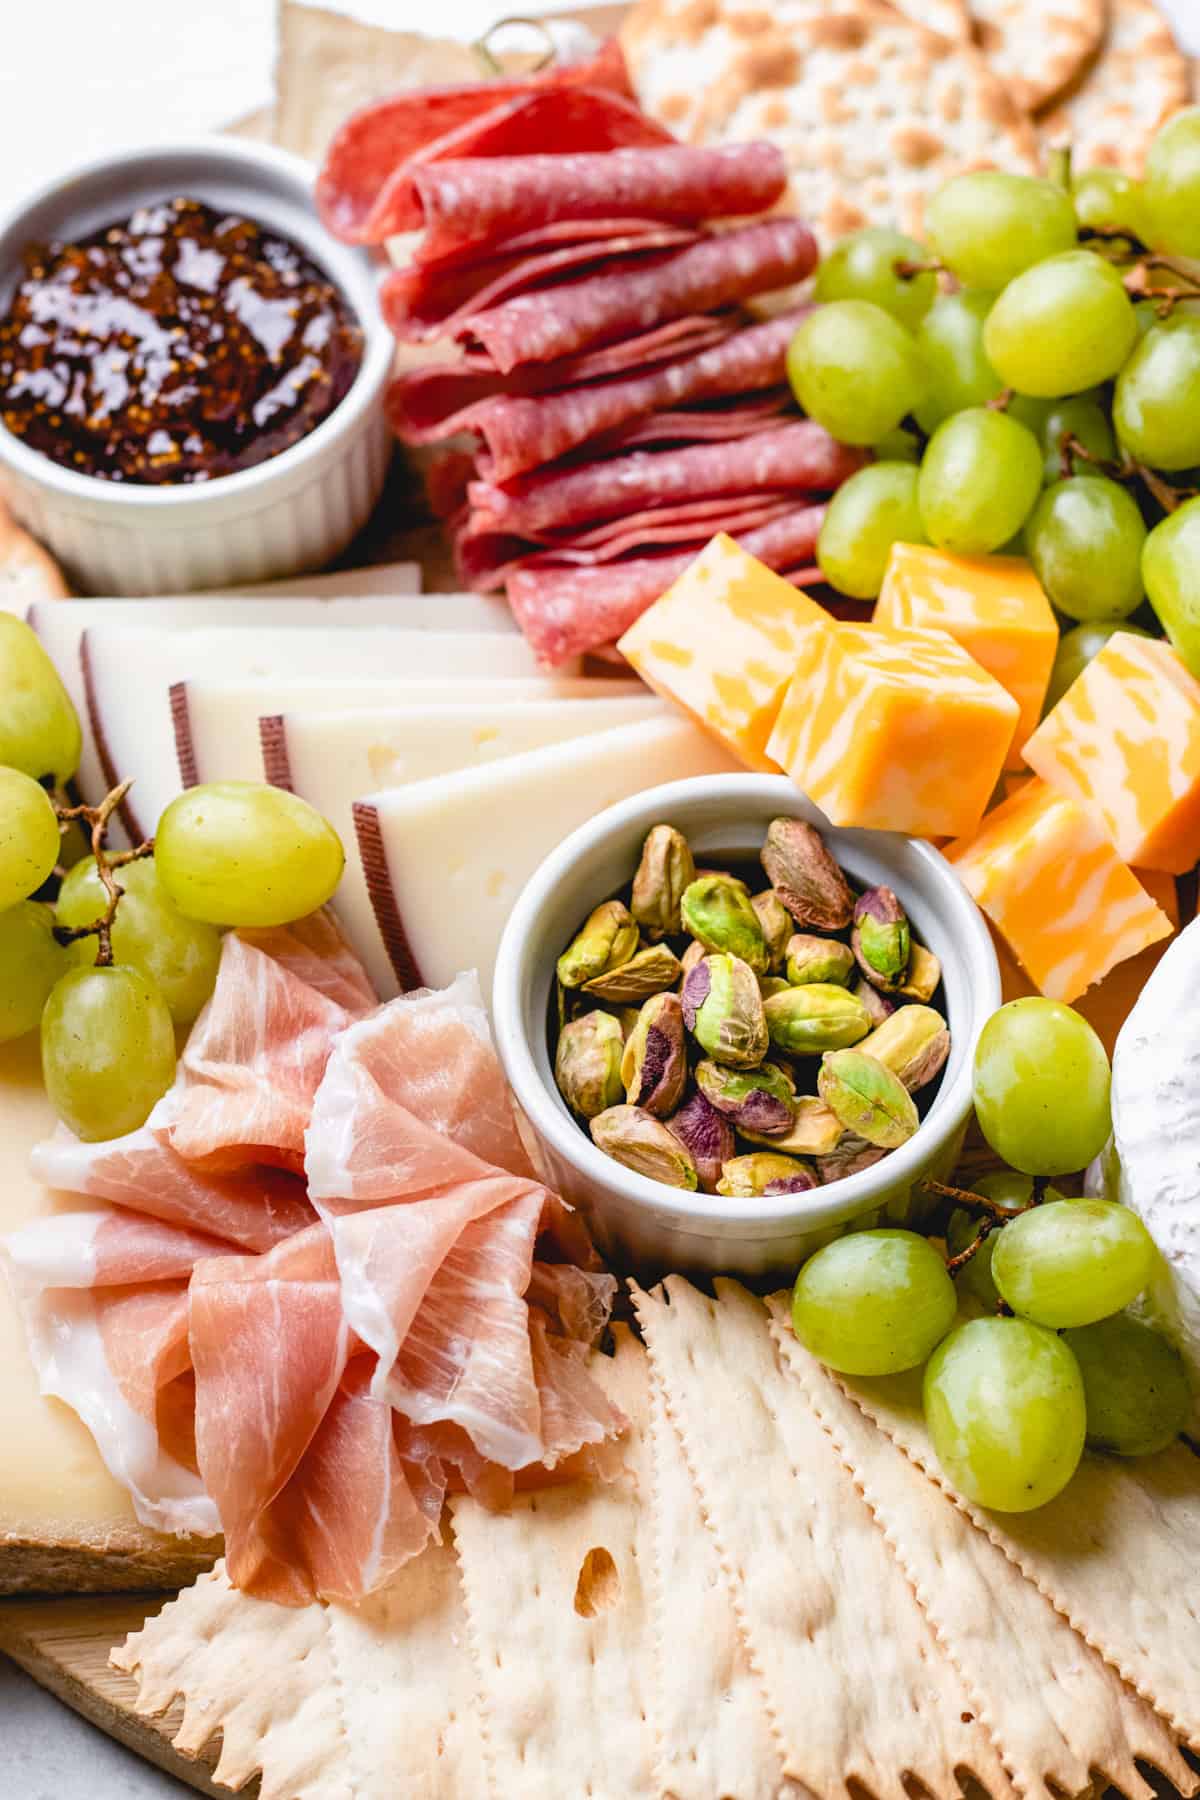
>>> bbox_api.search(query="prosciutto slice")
[237,912,377,1015]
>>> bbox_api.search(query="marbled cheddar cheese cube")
[616,534,830,769]
[947,778,1173,1003]
[767,623,1019,838]
[874,545,1057,768]
[1023,632,1200,874]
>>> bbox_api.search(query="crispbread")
[767,1299,1196,1800]
[621,0,1039,240]
[0,502,69,613]
[970,0,1107,114]
[888,0,972,41]
[1039,0,1189,174]
[827,1348,1200,1750]
[632,1275,1017,1800]
[450,1327,658,1800]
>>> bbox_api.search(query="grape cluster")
[790,996,1188,1515]
[0,613,344,1143]
[792,111,1200,701]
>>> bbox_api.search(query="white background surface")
[1,0,1198,1792]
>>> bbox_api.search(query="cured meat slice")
[594,390,794,451]
[411,141,787,262]
[507,503,828,664]
[448,219,817,372]
[236,910,377,1015]
[469,419,863,536]
[317,50,663,245]
[5,1207,232,1287]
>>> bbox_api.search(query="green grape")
[155,780,345,928]
[57,855,220,1025]
[0,767,60,909]
[983,252,1139,397]
[946,1169,1036,1306]
[1073,168,1148,241]
[992,1199,1158,1329]
[786,301,927,447]
[1113,316,1200,471]
[1143,497,1200,676]
[1043,619,1153,714]
[1006,393,1055,436]
[923,1316,1086,1511]
[925,172,1077,291]
[873,425,922,464]
[973,997,1111,1176]
[0,613,81,784]
[1063,1314,1191,1456]
[913,291,1003,434]
[1024,477,1146,622]
[1037,395,1116,484]
[816,462,926,599]
[917,409,1043,555]
[41,964,176,1142]
[790,1228,957,1377]
[0,901,67,1043]
[812,227,936,331]
[1143,106,1200,257]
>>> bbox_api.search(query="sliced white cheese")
[83,623,568,842]
[199,559,422,597]
[273,695,668,996]
[355,714,738,999]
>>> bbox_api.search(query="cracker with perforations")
[888,0,972,41]
[971,0,1107,114]
[1039,0,1189,175]
[766,1299,1196,1800]
[621,0,1038,240]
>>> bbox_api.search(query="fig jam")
[0,197,364,485]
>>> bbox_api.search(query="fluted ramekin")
[0,139,393,595]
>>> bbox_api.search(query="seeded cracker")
[766,1300,1196,1800]
[969,0,1107,115]
[621,0,1039,241]
[632,1275,1017,1800]
[1039,0,1190,175]
[450,1326,658,1800]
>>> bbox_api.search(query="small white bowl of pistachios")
[493,773,1000,1278]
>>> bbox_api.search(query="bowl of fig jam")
[0,140,394,594]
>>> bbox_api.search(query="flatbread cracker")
[632,1275,1017,1800]
[622,0,1039,240]
[767,1299,1195,1800]
[827,1349,1200,1749]
[450,1327,658,1800]
[888,0,972,41]
[0,503,69,612]
[113,1543,485,1799]
[971,0,1106,114]
[1039,0,1190,174]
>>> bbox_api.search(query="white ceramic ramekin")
[0,139,394,595]
[494,774,1001,1279]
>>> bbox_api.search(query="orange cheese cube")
[947,778,1173,1003]
[874,545,1058,768]
[1023,631,1200,874]
[616,534,829,769]
[767,623,1019,838]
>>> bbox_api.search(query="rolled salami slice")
[598,394,795,451]
[453,218,818,372]
[506,505,827,665]
[318,61,668,245]
[411,142,787,262]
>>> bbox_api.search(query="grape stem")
[922,1177,1028,1222]
[986,388,1015,413]
[893,258,943,281]
[52,781,153,967]
[944,1216,995,1274]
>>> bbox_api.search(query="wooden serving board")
[0,1592,238,1797]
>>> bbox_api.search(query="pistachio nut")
[817,1049,919,1149]
[853,977,896,1027]
[682,953,769,1068]
[764,983,870,1056]
[816,1134,889,1183]
[742,1095,844,1156]
[613,1005,643,1041]
[851,886,911,991]
[859,1004,950,1091]
[694,1058,795,1135]
[716,1152,818,1198]
[665,1090,735,1193]
[557,899,639,990]
[897,941,942,1003]
[681,874,769,973]
[622,992,688,1117]
[591,1104,699,1190]
[631,824,695,940]
[751,888,793,969]
[759,975,791,1000]
[680,938,707,980]
[760,818,854,929]
[554,1011,626,1120]
[785,933,855,987]
[584,941,682,1002]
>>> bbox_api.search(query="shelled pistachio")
[681,874,769,972]
[666,1091,735,1193]
[853,976,896,1027]
[558,900,638,989]
[786,933,855,986]
[760,818,854,929]
[583,941,681,1002]
[695,1058,795,1135]
[622,992,688,1117]
[752,888,793,969]
[717,1152,818,1198]
[851,886,911,991]
[631,825,694,940]
[896,941,942,1003]
[818,1049,919,1149]
[764,983,871,1055]
[555,1011,625,1120]
[859,1004,950,1091]
[742,1095,844,1156]
[591,1104,698,1189]
[682,953,769,1068]
[816,1135,890,1182]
